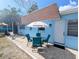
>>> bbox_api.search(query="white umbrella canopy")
[0,23,8,26]
[27,21,49,28]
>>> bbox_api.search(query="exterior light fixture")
[49,24,52,27]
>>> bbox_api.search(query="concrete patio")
[6,35,78,59]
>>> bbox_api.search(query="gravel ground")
[38,45,77,59]
[0,36,32,59]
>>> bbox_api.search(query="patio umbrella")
[0,23,7,26]
[0,23,8,32]
[27,21,49,33]
[27,21,48,28]
[1,23,8,26]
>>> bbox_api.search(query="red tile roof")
[21,3,60,25]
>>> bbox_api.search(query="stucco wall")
[61,12,78,20]
[18,20,55,43]
[65,36,78,50]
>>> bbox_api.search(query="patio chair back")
[43,34,50,42]
[36,33,41,37]
[25,34,31,42]
[32,37,42,47]
[46,35,50,42]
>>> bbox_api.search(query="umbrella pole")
[38,28,39,33]
[7,25,8,33]
[12,22,14,33]
[38,30,39,33]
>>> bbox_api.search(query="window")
[67,20,78,36]
[38,27,45,33]
[38,27,45,30]
[20,25,25,29]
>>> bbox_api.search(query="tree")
[13,0,38,15]
[27,2,38,14]
[0,8,10,18]
[0,7,21,33]
[13,0,32,14]
[0,7,21,25]
[13,0,30,9]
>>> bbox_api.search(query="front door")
[54,20,65,46]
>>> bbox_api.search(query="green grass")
[0,53,3,57]
[0,36,32,59]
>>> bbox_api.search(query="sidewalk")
[66,48,78,59]
[6,36,45,59]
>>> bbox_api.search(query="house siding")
[61,12,78,50]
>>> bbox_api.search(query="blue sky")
[34,0,78,8]
[0,0,78,15]
[34,0,78,11]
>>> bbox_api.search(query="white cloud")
[70,0,76,5]
[59,5,77,11]
[59,0,77,11]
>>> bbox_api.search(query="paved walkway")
[6,36,45,59]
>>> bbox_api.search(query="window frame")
[67,20,78,37]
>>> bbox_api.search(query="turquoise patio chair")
[25,34,32,46]
[42,34,50,43]
[36,33,41,37]
[25,34,32,42]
